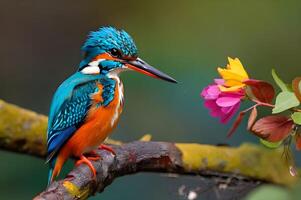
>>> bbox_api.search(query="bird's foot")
[84,150,102,161]
[98,144,116,155]
[75,155,97,179]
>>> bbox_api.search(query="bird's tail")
[47,156,57,186]
[47,167,54,186]
[47,149,68,186]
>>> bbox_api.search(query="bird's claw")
[84,150,102,161]
[98,144,116,155]
[75,155,97,179]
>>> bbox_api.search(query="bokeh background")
[1,0,301,199]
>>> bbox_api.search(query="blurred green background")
[1,0,301,199]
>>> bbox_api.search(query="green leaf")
[260,139,282,148]
[246,181,301,200]
[292,112,301,125]
[286,83,293,91]
[271,69,289,91]
[272,91,300,113]
[245,185,289,200]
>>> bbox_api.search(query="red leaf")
[296,134,301,151]
[227,111,246,138]
[251,115,293,142]
[244,79,275,103]
[247,106,257,130]
[292,77,301,102]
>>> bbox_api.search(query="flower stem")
[251,99,301,112]
[292,108,301,112]
[252,99,275,108]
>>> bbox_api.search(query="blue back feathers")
[46,72,117,163]
[48,72,102,129]
[79,27,138,69]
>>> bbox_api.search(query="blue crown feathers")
[79,27,138,68]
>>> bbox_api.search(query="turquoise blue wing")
[46,72,103,163]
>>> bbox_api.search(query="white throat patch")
[80,59,105,74]
[107,71,124,127]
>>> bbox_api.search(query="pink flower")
[201,79,244,123]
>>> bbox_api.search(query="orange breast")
[65,78,123,157]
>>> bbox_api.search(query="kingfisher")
[46,26,177,184]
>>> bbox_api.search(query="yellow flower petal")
[227,57,248,79]
[217,68,246,85]
[217,57,249,92]
[219,84,245,92]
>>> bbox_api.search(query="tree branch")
[34,141,263,200]
[34,141,297,199]
[0,99,298,199]
[0,99,47,157]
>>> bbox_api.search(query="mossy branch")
[0,99,299,199]
[0,99,47,157]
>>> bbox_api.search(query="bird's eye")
[110,48,122,58]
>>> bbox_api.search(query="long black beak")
[126,58,177,83]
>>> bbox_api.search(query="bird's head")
[78,26,177,83]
